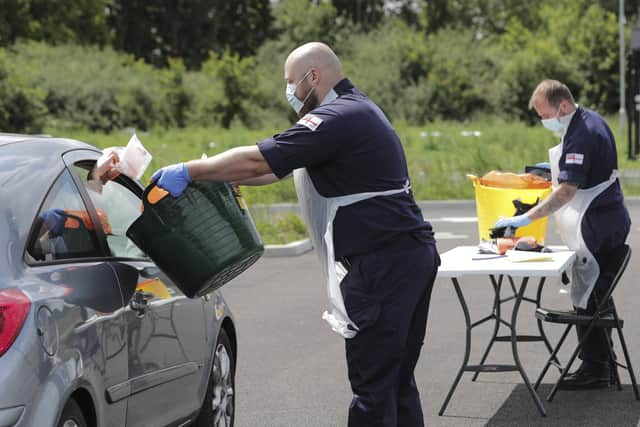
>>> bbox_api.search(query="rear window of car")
[26,170,102,262]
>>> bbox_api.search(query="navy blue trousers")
[577,204,630,372]
[341,236,439,427]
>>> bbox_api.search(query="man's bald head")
[284,42,344,117]
[285,42,342,81]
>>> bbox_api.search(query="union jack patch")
[297,114,323,131]
[565,153,584,165]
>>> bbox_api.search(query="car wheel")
[57,399,87,427]
[195,329,235,427]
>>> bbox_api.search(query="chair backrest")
[597,244,632,311]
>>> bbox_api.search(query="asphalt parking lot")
[222,199,640,426]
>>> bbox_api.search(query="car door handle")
[129,291,153,316]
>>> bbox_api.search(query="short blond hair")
[528,79,575,109]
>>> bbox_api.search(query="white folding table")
[437,246,576,417]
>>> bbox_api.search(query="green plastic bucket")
[126,181,264,298]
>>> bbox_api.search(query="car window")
[74,164,147,259]
[27,170,102,262]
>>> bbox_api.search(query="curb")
[264,238,313,257]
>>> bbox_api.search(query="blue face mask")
[541,106,571,132]
[286,70,315,114]
[541,117,564,132]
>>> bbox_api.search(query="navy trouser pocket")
[340,255,382,331]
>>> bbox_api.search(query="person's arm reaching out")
[232,173,282,186]
[494,182,577,228]
[152,146,274,197]
[187,146,272,182]
[527,182,577,220]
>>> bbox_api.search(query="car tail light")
[0,289,31,357]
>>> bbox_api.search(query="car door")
[24,166,129,427]
[68,156,208,427]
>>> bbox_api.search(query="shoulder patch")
[297,114,323,131]
[565,153,584,165]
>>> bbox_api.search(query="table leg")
[439,277,471,416]
[471,274,503,382]
[533,277,561,369]
[511,277,547,416]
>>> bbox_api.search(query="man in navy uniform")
[152,42,440,426]
[495,79,630,389]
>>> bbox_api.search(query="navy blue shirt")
[258,79,433,259]
[560,106,630,254]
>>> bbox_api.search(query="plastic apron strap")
[293,168,329,280]
[322,180,412,338]
[549,147,620,308]
[294,168,412,338]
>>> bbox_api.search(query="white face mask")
[286,70,315,114]
[541,105,572,133]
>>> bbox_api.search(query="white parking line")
[435,232,469,240]
[431,217,477,223]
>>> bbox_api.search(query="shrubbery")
[0,0,626,133]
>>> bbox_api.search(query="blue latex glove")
[535,162,551,169]
[39,208,67,237]
[494,214,532,229]
[151,163,191,197]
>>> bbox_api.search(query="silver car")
[0,134,236,427]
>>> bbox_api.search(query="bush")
[1,41,200,132]
[0,1,625,134]
[492,1,620,120]
[399,28,499,123]
[0,49,46,132]
[201,50,258,129]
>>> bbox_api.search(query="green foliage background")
[0,0,635,133]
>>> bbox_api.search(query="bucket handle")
[138,182,170,227]
[147,184,169,205]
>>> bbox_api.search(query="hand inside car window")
[86,151,121,195]
[28,171,102,262]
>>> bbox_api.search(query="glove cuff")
[181,163,192,183]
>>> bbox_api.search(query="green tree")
[417,0,542,35]
[163,59,193,128]
[0,48,46,132]
[0,0,110,46]
[108,0,273,69]
[540,1,620,112]
[271,0,345,48]
[494,0,620,117]
[202,50,257,128]
[331,0,385,29]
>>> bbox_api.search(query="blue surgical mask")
[286,70,315,114]
[541,117,564,132]
[541,106,571,133]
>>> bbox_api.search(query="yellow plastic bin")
[469,175,552,243]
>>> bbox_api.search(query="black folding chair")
[533,244,640,402]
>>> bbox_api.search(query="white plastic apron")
[293,168,411,338]
[549,143,620,309]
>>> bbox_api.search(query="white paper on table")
[506,249,553,263]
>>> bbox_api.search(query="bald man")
[152,42,440,426]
